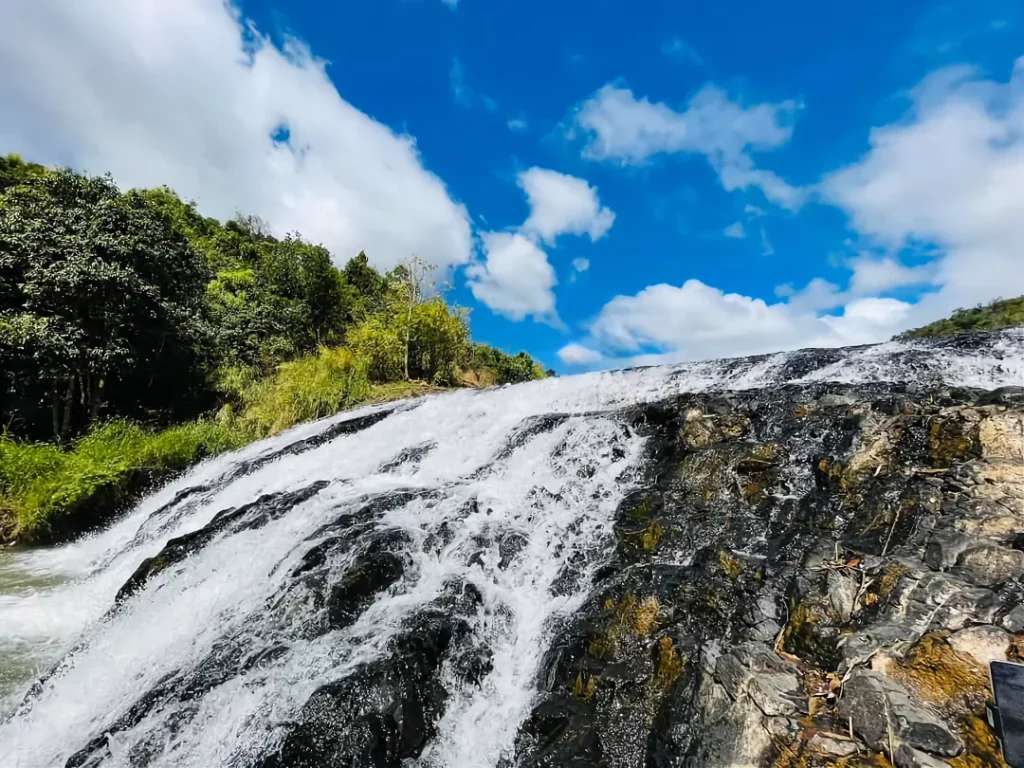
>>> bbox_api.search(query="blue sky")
[2,1,1023,370]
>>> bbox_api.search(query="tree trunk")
[60,377,75,441]
[89,376,104,424]
[51,386,61,442]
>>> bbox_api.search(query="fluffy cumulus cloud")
[561,58,1024,369]
[557,342,604,366]
[466,233,559,323]
[467,168,612,322]
[558,279,914,368]
[518,167,615,244]
[0,0,471,275]
[574,84,805,208]
[821,58,1024,320]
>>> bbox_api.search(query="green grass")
[225,346,373,436]
[0,420,244,543]
[0,346,437,544]
[898,295,1024,339]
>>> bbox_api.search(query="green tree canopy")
[1,169,211,438]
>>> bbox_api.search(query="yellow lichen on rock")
[978,411,1024,463]
[589,594,662,659]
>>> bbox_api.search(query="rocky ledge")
[514,382,1024,767]
[36,376,1024,768]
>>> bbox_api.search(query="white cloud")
[559,278,914,367]
[442,0,459,7]
[821,57,1024,319]
[0,0,471,276]
[847,255,935,295]
[562,58,1024,369]
[518,167,615,244]
[466,232,559,323]
[507,117,529,132]
[723,221,745,239]
[574,84,805,208]
[468,169,609,322]
[557,343,604,365]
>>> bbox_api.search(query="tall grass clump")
[0,420,243,542]
[231,346,372,436]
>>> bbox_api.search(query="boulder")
[838,670,962,756]
[955,543,1024,586]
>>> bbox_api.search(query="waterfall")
[1,330,1021,768]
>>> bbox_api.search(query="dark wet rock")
[839,670,962,756]
[257,611,464,768]
[510,381,1022,767]
[327,548,405,629]
[116,481,330,603]
[377,441,436,473]
[254,580,485,768]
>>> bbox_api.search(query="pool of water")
[0,546,74,714]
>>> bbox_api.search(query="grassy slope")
[0,349,447,544]
[898,295,1024,339]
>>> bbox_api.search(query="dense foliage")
[0,155,547,542]
[1,156,545,443]
[898,295,1024,339]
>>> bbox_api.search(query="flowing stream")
[0,331,1021,767]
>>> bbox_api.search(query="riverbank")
[0,376,438,546]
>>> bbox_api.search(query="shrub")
[463,343,548,385]
[348,315,405,382]
[899,295,1024,339]
[408,298,469,384]
[233,346,372,436]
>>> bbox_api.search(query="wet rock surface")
[512,382,1023,767]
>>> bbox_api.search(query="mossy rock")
[928,415,980,467]
[781,600,842,670]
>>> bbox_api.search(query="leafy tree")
[464,343,548,384]
[343,251,388,319]
[0,153,48,192]
[0,170,211,439]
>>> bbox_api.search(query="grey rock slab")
[1002,604,1024,632]
[838,670,962,756]
[924,531,973,571]
[894,744,950,768]
[807,732,860,757]
[955,543,1024,586]
[828,570,859,623]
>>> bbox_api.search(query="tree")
[0,170,211,439]
[0,153,47,192]
[343,251,388,320]
[388,255,436,380]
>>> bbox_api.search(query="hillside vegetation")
[0,154,546,543]
[898,295,1024,339]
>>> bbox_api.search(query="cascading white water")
[1,331,1021,768]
